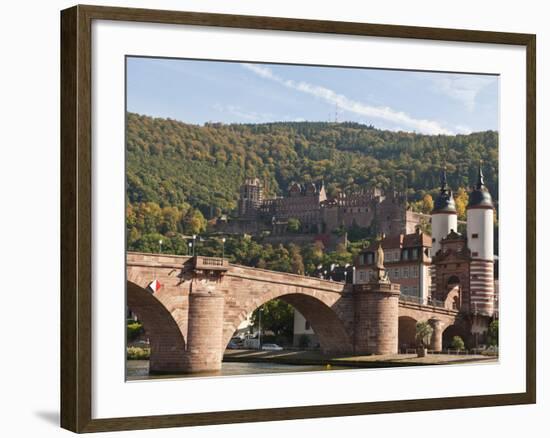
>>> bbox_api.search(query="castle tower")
[467,163,495,317]
[431,167,458,255]
[237,178,263,218]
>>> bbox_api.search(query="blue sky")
[126,57,499,135]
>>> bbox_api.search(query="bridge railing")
[399,294,446,308]
[194,256,229,271]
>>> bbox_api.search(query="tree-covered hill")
[126,112,498,218]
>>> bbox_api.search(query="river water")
[127,360,348,380]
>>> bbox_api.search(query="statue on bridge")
[373,243,390,283]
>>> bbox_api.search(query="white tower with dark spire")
[467,164,494,261]
[431,167,458,255]
[467,163,495,317]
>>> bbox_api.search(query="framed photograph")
[60,4,536,433]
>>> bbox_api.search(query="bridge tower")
[467,163,495,318]
[431,166,458,255]
[353,243,400,355]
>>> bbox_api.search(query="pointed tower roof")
[467,162,494,209]
[433,166,457,214]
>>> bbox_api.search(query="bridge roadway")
[126,252,461,373]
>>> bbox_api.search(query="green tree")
[451,336,465,351]
[416,321,433,348]
[183,208,207,234]
[487,320,499,346]
[287,217,301,233]
[289,244,305,275]
[251,300,294,339]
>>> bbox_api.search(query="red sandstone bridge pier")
[127,252,462,374]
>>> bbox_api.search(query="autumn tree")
[454,187,469,220]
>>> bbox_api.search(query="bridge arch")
[126,281,187,373]
[442,322,470,349]
[398,316,418,352]
[223,287,353,355]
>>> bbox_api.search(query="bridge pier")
[184,289,225,373]
[354,282,401,355]
[429,318,444,352]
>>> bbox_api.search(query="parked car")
[227,341,240,349]
[261,343,283,351]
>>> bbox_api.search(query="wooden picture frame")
[60,4,536,433]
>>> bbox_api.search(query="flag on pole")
[147,279,162,293]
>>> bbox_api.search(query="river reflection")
[126,360,349,380]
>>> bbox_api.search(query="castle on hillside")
[222,177,427,239]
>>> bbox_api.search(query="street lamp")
[192,234,197,256]
[258,305,263,350]
[158,239,163,254]
[188,241,192,255]
[221,237,226,259]
[352,266,356,284]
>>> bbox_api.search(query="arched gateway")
[127,252,459,373]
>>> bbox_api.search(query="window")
[403,267,409,278]
[394,268,400,279]
[402,286,409,295]
[432,237,436,242]
[359,271,366,281]
[367,253,374,264]
[472,233,479,239]
[402,250,409,261]
[472,251,479,257]
[412,248,418,259]
[411,266,419,278]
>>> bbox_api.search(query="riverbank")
[223,349,497,368]
[126,360,351,380]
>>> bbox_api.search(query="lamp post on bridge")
[192,234,196,256]
[258,305,263,350]
[158,239,163,254]
[222,237,226,259]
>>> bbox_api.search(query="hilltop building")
[223,178,427,239]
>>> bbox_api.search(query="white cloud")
[454,124,473,134]
[242,64,453,135]
[429,74,495,111]
[213,103,270,122]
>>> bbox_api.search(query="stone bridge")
[127,252,462,373]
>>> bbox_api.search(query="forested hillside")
[126,112,499,218]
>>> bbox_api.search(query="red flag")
[147,279,162,293]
